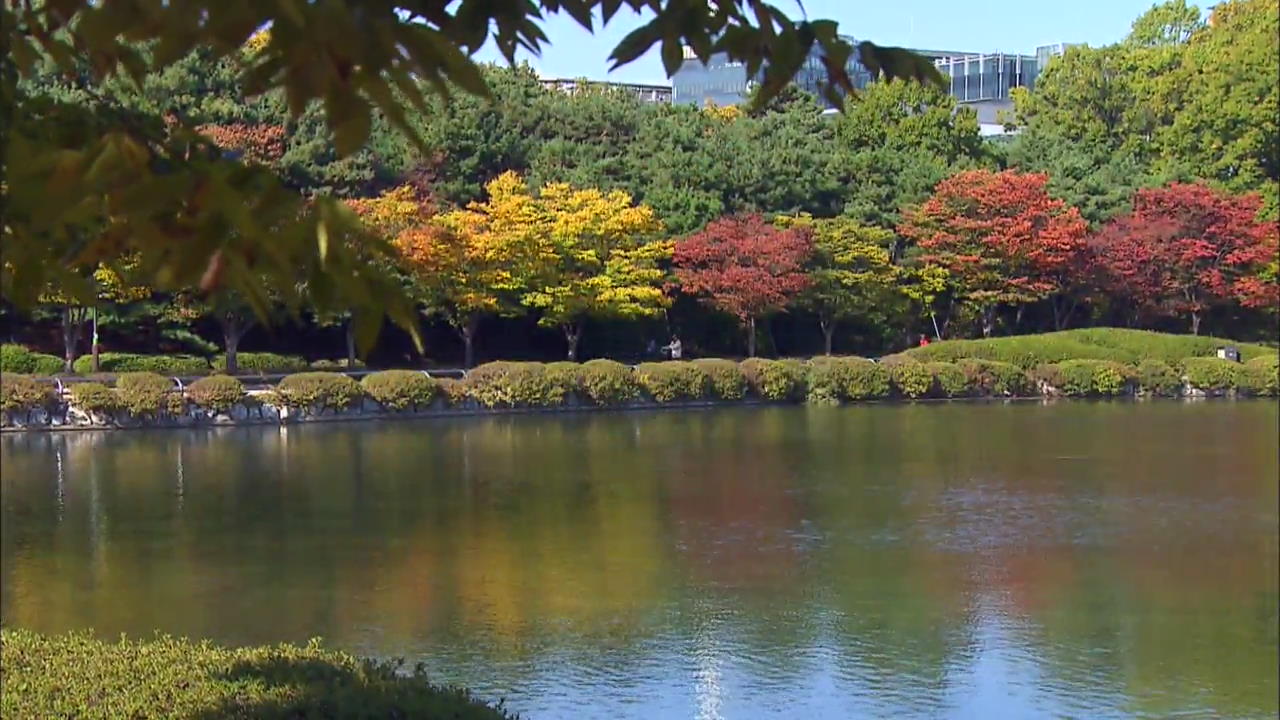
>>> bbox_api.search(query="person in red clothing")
[918,334,930,347]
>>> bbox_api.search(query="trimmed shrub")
[272,372,364,411]
[925,362,969,398]
[692,358,747,400]
[73,352,209,375]
[187,375,247,414]
[1238,355,1279,396]
[1036,360,1133,397]
[1,344,64,374]
[955,359,1030,397]
[740,358,803,401]
[0,629,511,720]
[579,359,642,405]
[779,358,809,399]
[1135,359,1181,396]
[435,377,470,407]
[116,372,183,416]
[634,362,711,402]
[361,370,436,411]
[212,352,308,374]
[309,358,367,370]
[466,362,567,408]
[890,361,935,399]
[545,362,584,402]
[903,328,1275,368]
[1181,357,1241,392]
[68,382,118,413]
[1,375,55,413]
[807,357,889,403]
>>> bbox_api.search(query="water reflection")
[2,402,1277,719]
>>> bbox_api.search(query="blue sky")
[472,0,1173,84]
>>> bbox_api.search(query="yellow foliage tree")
[40,261,153,372]
[522,181,670,360]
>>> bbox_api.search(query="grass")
[902,328,1276,368]
[0,628,514,720]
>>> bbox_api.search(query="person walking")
[664,335,683,360]
[918,334,931,347]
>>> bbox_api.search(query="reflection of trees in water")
[1,403,1277,717]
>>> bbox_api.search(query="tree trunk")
[60,306,88,373]
[1014,304,1025,329]
[746,316,757,357]
[563,323,582,362]
[1190,311,1201,336]
[1051,296,1078,331]
[345,318,357,368]
[90,306,101,373]
[221,312,252,376]
[457,315,479,369]
[820,317,835,356]
[980,306,996,338]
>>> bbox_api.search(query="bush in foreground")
[955,359,1030,397]
[466,362,567,408]
[361,370,436,411]
[0,374,55,413]
[1239,355,1279,396]
[68,382,118,413]
[187,375,248,413]
[115,372,184,416]
[692,359,747,400]
[634,362,711,402]
[272,373,364,411]
[579,359,642,405]
[807,357,889,403]
[740,358,804,401]
[888,360,934,399]
[1035,360,1133,397]
[0,629,512,720]
[73,352,209,376]
[435,377,470,407]
[0,344,64,374]
[1180,357,1240,392]
[1135,359,1182,396]
[903,328,1275,368]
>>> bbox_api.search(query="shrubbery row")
[3,354,1277,419]
[0,344,348,376]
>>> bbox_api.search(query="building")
[539,77,673,104]
[671,39,1072,135]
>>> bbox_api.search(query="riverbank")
[0,629,513,719]
[2,339,1276,431]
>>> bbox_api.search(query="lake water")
[2,402,1277,719]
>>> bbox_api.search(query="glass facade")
[672,40,1059,111]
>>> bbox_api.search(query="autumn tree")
[776,215,901,354]
[39,262,152,373]
[1091,183,1279,334]
[522,183,669,361]
[674,214,813,357]
[899,170,1089,337]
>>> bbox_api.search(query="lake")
[2,401,1276,719]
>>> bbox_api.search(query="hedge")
[73,352,210,375]
[1035,360,1134,397]
[1181,357,1240,392]
[68,382,118,413]
[955,359,1030,397]
[926,362,969,398]
[807,356,889,404]
[187,375,247,413]
[435,377,470,407]
[309,358,366,370]
[0,344,65,374]
[361,370,436,411]
[634,362,711,402]
[213,352,309,374]
[691,358,747,400]
[1239,355,1279,396]
[904,328,1275,368]
[116,372,184,416]
[272,372,364,411]
[740,358,804,401]
[889,361,935,399]
[579,359,642,405]
[1136,359,1181,396]
[0,629,511,720]
[466,362,569,408]
[1,374,54,413]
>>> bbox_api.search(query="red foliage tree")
[673,214,813,356]
[898,169,1089,337]
[1091,183,1278,334]
[196,123,286,165]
